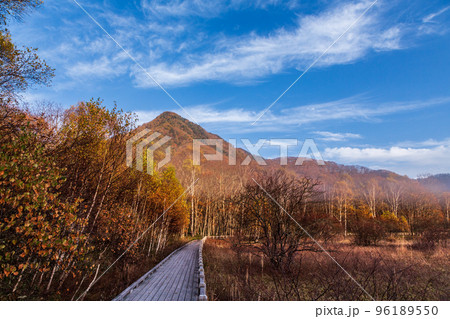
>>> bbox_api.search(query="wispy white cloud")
[185,105,256,123]
[136,0,406,87]
[13,0,448,90]
[314,131,362,142]
[136,103,256,125]
[418,5,450,35]
[134,96,450,129]
[140,0,285,18]
[323,139,450,177]
[394,137,450,148]
[324,145,449,163]
[423,6,450,23]
[267,139,298,147]
[66,54,129,79]
[264,96,450,128]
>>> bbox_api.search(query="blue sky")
[10,0,450,177]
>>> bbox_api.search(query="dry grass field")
[203,238,449,301]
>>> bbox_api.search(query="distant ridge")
[418,174,450,193]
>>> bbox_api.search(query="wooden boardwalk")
[114,240,201,301]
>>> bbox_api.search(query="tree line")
[185,168,448,244]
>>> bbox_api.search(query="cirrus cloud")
[135,0,405,87]
[314,131,362,142]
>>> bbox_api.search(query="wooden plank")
[155,245,192,300]
[177,245,194,301]
[115,240,201,301]
[153,248,188,300]
[140,242,193,300]
[181,243,197,301]
[164,252,187,300]
[173,242,196,301]
[115,241,188,301]
[133,252,181,301]
[134,252,180,301]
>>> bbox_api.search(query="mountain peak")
[150,111,194,129]
[137,111,219,145]
[156,111,185,121]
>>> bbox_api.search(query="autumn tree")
[440,192,450,223]
[180,159,200,235]
[0,0,42,22]
[384,179,403,217]
[361,179,379,217]
[0,0,54,101]
[0,99,191,299]
[334,178,353,236]
[0,104,88,297]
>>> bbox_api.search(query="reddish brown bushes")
[203,238,449,301]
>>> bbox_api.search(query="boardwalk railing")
[198,237,207,301]
[113,243,187,301]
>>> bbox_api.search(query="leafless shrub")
[234,170,322,266]
[350,215,387,246]
[412,227,449,251]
